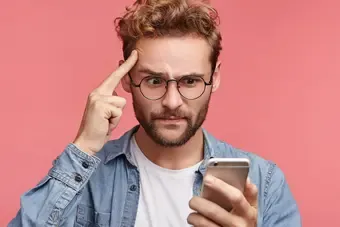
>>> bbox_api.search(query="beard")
[132,94,211,147]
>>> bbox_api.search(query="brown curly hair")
[114,0,222,71]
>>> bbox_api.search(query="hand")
[73,50,138,155]
[188,176,258,227]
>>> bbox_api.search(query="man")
[9,0,301,226]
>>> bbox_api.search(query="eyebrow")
[137,67,206,78]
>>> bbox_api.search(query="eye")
[145,77,164,85]
[141,76,166,90]
[181,77,201,86]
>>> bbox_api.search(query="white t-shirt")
[130,135,202,227]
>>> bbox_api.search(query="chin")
[158,129,185,140]
[150,125,196,147]
[138,117,201,147]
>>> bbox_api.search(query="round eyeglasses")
[129,74,213,100]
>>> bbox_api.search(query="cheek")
[188,95,210,115]
[132,91,158,113]
[183,102,200,117]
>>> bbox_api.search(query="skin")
[119,36,258,226]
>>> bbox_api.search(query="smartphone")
[200,158,250,212]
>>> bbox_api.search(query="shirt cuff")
[48,143,101,191]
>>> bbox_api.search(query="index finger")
[96,50,138,94]
[244,177,258,208]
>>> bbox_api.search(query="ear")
[119,60,132,93]
[211,61,221,93]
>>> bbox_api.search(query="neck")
[134,126,204,170]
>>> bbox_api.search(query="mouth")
[154,117,186,124]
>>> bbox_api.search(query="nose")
[161,81,183,110]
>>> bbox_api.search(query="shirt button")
[50,209,59,223]
[130,185,137,191]
[75,173,83,182]
[82,161,89,169]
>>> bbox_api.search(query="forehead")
[134,36,212,76]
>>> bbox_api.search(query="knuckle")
[88,92,99,102]
[231,191,244,204]
[188,198,195,209]
[253,184,258,194]
[117,97,127,107]
[116,108,123,116]
[249,209,257,222]
[121,98,127,106]
[90,89,99,96]
[110,106,122,116]
[188,196,199,209]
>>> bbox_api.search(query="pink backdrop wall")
[1,0,339,226]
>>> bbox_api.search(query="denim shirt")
[9,126,301,227]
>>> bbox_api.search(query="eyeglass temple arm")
[205,71,214,85]
[128,73,141,87]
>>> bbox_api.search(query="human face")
[122,36,220,147]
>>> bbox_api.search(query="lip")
[155,118,186,123]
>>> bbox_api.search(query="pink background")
[1,0,339,226]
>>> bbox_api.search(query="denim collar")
[102,125,230,174]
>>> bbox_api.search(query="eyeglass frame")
[128,72,214,100]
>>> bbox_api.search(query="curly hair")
[114,0,222,71]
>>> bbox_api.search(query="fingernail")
[204,175,213,185]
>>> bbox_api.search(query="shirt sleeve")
[262,162,302,226]
[8,143,101,227]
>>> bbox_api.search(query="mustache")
[150,110,189,119]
